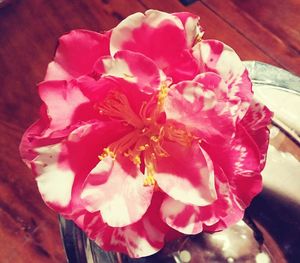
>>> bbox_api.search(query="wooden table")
[0,0,299,262]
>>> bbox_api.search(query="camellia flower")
[20,10,272,258]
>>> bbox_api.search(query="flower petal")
[193,39,244,84]
[110,10,184,55]
[163,50,199,83]
[110,10,198,83]
[78,75,154,123]
[45,30,110,81]
[38,79,91,134]
[81,156,154,227]
[202,124,262,208]
[193,72,228,100]
[80,193,167,258]
[160,165,244,234]
[30,121,129,215]
[94,50,163,94]
[20,105,54,164]
[193,72,247,122]
[193,39,252,118]
[21,76,123,161]
[172,12,204,48]
[241,100,272,168]
[32,143,75,208]
[202,166,244,232]
[165,79,235,142]
[160,197,205,235]
[155,142,216,206]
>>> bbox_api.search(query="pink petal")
[241,100,273,130]
[193,39,243,83]
[76,74,144,109]
[241,100,273,168]
[165,79,235,141]
[172,12,204,48]
[81,156,154,227]
[160,166,244,234]
[233,70,253,119]
[79,192,167,258]
[193,72,247,122]
[204,125,261,177]
[160,197,206,234]
[163,50,200,83]
[110,10,198,83]
[94,50,163,94]
[19,105,95,168]
[76,211,108,241]
[77,74,155,123]
[193,72,228,100]
[76,75,113,101]
[110,10,184,55]
[62,121,130,216]
[45,30,110,81]
[20,76,111,166]
[202,124,262,208]
[155,142,216,206]
[193,40,252,118]
[30,121,129,215]
[38,79,91,135]
[202,166,244,232]
[32,143,75,209]
[20,105,53,164]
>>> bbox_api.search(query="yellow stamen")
[144,174,156,186]
[150,135,159,142]
[194,33,202,44]
[164,124,195,147]
[98,147,116,160]
[138,144,149,151]
[133,155,141,165]
[125,150,141,165]
[142,150,158,186]
[97,90,143,128]
[109,131,139,154]
[157,82,169,109]
[152,142,169,157]
[143,160,156,186]
[96,83,197,188]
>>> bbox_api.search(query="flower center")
[96,83,195,186]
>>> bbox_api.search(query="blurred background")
[0,0,299,262]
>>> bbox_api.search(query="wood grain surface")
[0,0,299,262]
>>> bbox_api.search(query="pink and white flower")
[20,10,272,258]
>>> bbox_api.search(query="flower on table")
[20,10,272,258]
